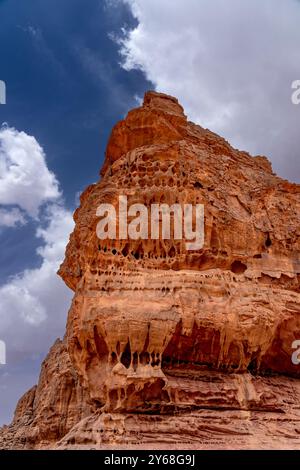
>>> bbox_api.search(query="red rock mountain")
[1,91,300,449]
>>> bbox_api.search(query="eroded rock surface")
[1,91,300,449]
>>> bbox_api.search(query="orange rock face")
[1,91,300,449]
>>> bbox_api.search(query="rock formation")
[1,91,300,449]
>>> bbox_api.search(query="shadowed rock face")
[1,91,300,449]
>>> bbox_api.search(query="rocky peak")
[143,90,186,116]
[1,91,300,450]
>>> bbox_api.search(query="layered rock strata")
[1,91,300,449]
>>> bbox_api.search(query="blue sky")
[0,0,151,425]
[0,0,300,425]
[0,0,150,282]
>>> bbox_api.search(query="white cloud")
[0,126,74,425]
[0,126,60,217]
[0,208,26,228]
[119,0,300,182]
[0,204,74,358]
[0,124,74,360]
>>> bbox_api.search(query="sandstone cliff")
[1,91,300,449]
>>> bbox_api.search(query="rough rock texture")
[1,91,300,449]
[0,340,92,449]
